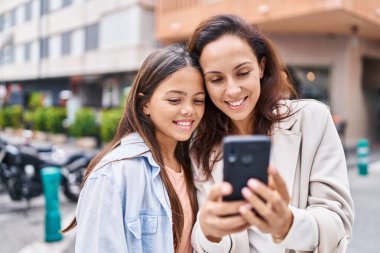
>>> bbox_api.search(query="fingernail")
[244,203,252,209]
[242,187,252,197]
[222,185,230,194]
[239,205,248,214]
[248,179,258,188]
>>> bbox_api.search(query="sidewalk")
[4,132,380,253]
[347,161,380,252]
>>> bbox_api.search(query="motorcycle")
[0,139,91,203]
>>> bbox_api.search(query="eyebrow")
[165,91,205,96]
[204,61,252,75]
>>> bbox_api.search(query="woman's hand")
[199,182,250,242]
[239,167,294,240]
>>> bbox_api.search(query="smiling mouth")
[173,120,194,129]
[225,96,248,108]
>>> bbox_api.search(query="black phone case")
[223,135,271,201]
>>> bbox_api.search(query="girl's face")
[199,35,265,131]
[144,67,205,146]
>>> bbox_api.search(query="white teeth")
[176,121,192,126]
[228,98,245,107]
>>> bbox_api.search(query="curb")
[17,212,76,253]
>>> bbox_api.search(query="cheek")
[206,85,222,102]
[197,105,205,117]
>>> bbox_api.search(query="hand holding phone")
[223,135,271,201]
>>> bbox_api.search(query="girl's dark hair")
[62,44,199,250]
[187,14,297,180]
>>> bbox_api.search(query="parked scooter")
[0,139,91,203]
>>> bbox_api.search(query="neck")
[156,135,179,172]
[232,114,254,135]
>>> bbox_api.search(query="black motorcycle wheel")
[62,166,85,202]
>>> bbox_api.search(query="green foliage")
[69,108,98,137]
[28,92,44,111]
[100,108,122,142]
[32,108,48,131]
[0,105,23,129]
[0,109,9,129]
[23,111,34,129]
[45,107,67,134]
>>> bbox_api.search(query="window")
[61,31,72,55]
[0,15,4,31]
[0,49,4,65]
[40,37,49,59]
[62,0,72,7]
[24,42,31,61]
[11,8,17,26]
[40,0,49,15]
[3,46,15,64]
[287,66,330,105]
[84,23,99,51]
[25,1,33,21]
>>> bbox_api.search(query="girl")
[188,15,354,253]
[63,44,205,253]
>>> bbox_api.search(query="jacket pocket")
[126,215,158,252]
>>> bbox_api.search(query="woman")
[63,44,205,253]
[188,15,354,253]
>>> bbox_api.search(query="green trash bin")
[357,139,369,176]
[40,167,63,242]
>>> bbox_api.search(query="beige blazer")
[191,99,354,253]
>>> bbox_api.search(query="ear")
[143,101,150,116]
[259,57,266,79]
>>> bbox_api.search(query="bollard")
[357,139,369,176]
[40,167,63,242]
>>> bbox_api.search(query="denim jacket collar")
[96,132,161,179]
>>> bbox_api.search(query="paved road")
[0,157,378,252]
[0,192,76,253]
[347,162,380,253]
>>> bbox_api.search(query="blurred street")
[1,0,379,252]
[0,191,76,253]
[0,143,379,253]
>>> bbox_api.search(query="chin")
[175,134,192,142]
[225,112,252,122]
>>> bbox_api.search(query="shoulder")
[88,146,150,181]
[275,99,331,131]
[281,99,330,115]
[276,99,330,129]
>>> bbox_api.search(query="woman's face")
[199,35,265,130]
[144,67,205,146]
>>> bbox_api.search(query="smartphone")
[223,135,271,201]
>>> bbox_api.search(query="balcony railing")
[158,0,201,13]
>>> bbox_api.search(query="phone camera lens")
[228,155,237,163]
[242,154,253,165]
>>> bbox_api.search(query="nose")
[180,103,194,116]
[225,78,241,98]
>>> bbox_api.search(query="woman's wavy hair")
[62,44,199,250]
[187,14,297,180]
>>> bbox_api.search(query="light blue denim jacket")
[75,133,174,253]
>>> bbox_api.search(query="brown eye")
[209,77,223,84]
[237,71,250,77]
[168,98,181,104]
[193,99,205,105]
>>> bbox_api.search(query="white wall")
[71,29,84,56]
[50,34,61,59]
[1,0,157,80]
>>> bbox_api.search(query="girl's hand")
[199,182,250,242]
[239,167,294,240]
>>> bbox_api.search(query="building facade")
[0,0,156,109]
[156,0,380,147]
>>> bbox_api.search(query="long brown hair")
[62,44,198,249]
[187,15,297,180]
